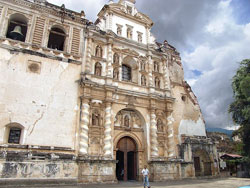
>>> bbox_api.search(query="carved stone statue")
[113,68,119,80]
[95,45,102,57]
[95,62,102,76]
[117,27,122,36]
[155,77,160,88]
[154,62,159,72]
[113,53,119,64]
[92,111,100,126]
[141,61,145,71]
[157,119,163,132]
[124,115,130,127]
[141,75,146,86]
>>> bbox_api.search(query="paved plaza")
[2,178,249,188]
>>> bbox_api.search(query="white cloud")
[183,0,250,128]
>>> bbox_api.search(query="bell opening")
[7,20,27,42]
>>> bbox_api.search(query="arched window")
[8,127,21,144]
[48,27,66,51]
[95,62,102,76]
[113,53,119,64]
[122,64,131,81]
[95,45,103,58]
[6,13,28,42]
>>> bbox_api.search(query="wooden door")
[116,137,137,181]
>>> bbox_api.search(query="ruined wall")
[0,48,81,148]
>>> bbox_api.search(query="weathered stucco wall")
[0,48,81,148]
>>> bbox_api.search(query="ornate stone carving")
[150,110,158,157]
[141,75,146,86]
[113,68,119,80]
[113,53,119,64]
[79,99,90,155]
[155,77,160,88]
[157,119,163,132]
[92,110,100,126]
[94,62,102,76]
[103,102,112,157]
[114,109,142,128]
[95,45,102,58]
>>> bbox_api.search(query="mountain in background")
[206,127,234,137]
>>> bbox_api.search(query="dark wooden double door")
[116,137,137,181]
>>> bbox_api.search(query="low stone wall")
[149,161,182,181]
[0,160,78,179]
[78,158,117,184]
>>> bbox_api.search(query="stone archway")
[116,136,137,181]
[193,149,212,176]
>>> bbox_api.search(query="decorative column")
[103,102,112,157]
[167,112,175,157]
[147,52,154,87]
[150,109,158,157]
[106,39,113,77]
[85,36,92,73]
[79,98,90,155]
[163,56,170,90]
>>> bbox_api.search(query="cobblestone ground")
[23,178,250,188]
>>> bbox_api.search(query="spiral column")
[103,102,112,157]
[167,113,175,157]
[150,109,158,157]
[79,98,90,155]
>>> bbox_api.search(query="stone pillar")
[147,52,153,87]
[103,102,112,157]
[167,112,175,157]
[85,36,92,73]
[106,39,113,77]
[163,57,170,90]
[79,98,90,155]
[150,109,158,157]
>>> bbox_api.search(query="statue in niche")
[113,53,119,64]
[113,68,119,80]
[157,119,163,132]
[155,77,160,88]
[95,45,102,57]
[124,115,130,127]
[92,111,100,126]
[132,113,141,128]
[141,61,145,71]
[95,62,102,76]
[141,75,146,86]
[114,112,122,126]
[117,27,122,36]
[154,62,159,72]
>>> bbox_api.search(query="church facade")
[0,0,219,185]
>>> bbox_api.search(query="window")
[8,127,21,144]
[122,64,131,81]
[6,14,28,42]
[95,45,103,58]
[95,62,102,76]
[48,27,66,51]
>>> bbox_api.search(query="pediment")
[122,48,140,57]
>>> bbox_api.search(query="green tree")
[229,59,250,157]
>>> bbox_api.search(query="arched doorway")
[116,136,137,181]
[193,149,212,176]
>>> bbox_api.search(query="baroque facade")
[0,0,219,185]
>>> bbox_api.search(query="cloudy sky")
[50,0,250,130]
